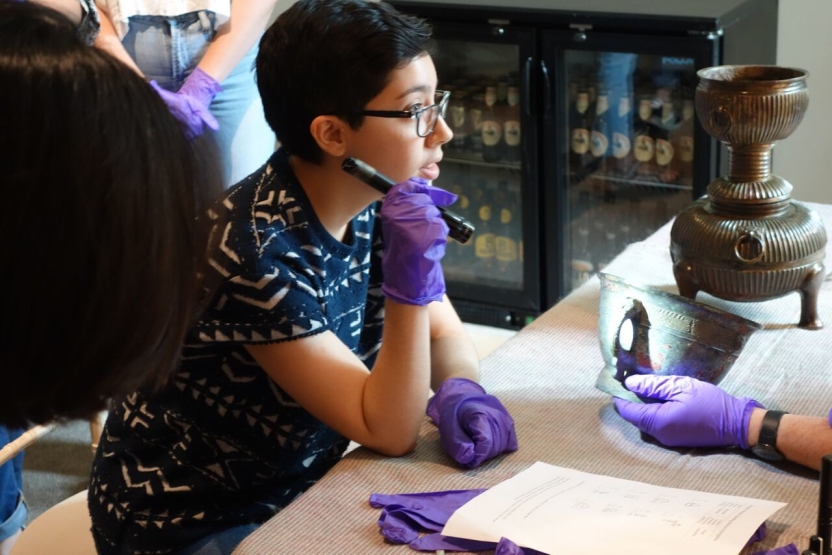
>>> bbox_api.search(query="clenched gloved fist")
[149,67,221,140]
[380,178,456,306]
[427,377,518,468]
[614,375,762,449]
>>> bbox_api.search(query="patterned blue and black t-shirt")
[89,148,386,554]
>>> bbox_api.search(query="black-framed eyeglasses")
[349,90,450,137]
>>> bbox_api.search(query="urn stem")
[728,144,772,183]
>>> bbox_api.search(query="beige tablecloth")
[235,202,832,554]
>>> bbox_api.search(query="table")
[235,202,832,554]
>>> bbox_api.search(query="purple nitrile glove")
[380,178,456,306]
[370,489,486,544]
[751,543,799,555]
[427,377,518,469]
[828,407,831,427]
[746,523,767,546]
[410,533,546,554]
[614,375,763,449]
[149,67,221,140]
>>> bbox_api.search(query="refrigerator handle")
[540,59,552,116]
[524,56,533,117]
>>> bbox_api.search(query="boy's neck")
[289,155,382,243]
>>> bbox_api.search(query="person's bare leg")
[0,528,22,555]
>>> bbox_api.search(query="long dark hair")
[0,1,223,427]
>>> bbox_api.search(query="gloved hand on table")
[752,544,799,555]
[148,67,222,140]
[614,375,763,449]
[380,178,456,306]
[427,377,518,468]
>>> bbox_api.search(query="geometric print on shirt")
[88,148,386,555]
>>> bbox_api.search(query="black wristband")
[751,410,788,461]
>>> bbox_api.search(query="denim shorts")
[122,11,276,187]
[0,426,26,542]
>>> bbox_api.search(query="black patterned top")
[88,149,386,554]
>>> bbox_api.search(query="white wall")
[774,0,832,203]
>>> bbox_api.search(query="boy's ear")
[309,115,349,157]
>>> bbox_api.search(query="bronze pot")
[670,65,827,329]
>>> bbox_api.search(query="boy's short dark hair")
[0,1,221,427]
[257,0,434,163]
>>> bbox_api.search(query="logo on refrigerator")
[661,56,695,67]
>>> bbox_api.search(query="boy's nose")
[428,116,452,146]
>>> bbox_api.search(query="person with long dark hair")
[0,2,222,551]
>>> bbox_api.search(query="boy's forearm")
[362,300,433,455]
[748,412,832,471]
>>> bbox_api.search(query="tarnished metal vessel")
[595,273,761,403]
[670,65,827,329]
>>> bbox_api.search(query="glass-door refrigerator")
[390,0,778,329]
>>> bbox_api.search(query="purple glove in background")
[149,67,222,140]
[427,377,518,468]
[828,407,831,427]
[380,178,456,306]
[614,375,763,449]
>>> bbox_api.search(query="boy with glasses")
[88,1,517,553]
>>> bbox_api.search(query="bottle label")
[590,131,609,158]
[571,128,590,154]
[576,93,589,114]
[495,236,518,262]
[485,87,497,107]
[507,87,520,107]
[458,194,469,210]
[612,132,631,159]
[678,135,694,162]
[638,99,652,121]
[479,205,492,221]
[481,120,502,147]
[475,232,496,259]
[504,120,521,146]
[469,108,483,132]
[450,105,466,129]
[633,134,654,162]
[500,208,512,225]
[656,138,674,166]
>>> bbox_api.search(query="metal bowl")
[595,273,762,402]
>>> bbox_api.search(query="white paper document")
[442,462,786,555]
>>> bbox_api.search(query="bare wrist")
[746,407,767,448]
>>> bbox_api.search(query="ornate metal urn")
[670,65,827,329]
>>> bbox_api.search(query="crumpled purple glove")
[149,67,222,140]
[370,489,543,554]
[828,407,832,428]
[370,489,486,544]
[427,377,518,468]
[751,544,799,555]
[614,375,763,449]
[380,178,456,306]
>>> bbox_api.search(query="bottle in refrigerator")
[570,191,594,291]
[595,189,618,271]
[612,95,635,177]
[448,90,468,152]
[447,176,475,272]
[634,96,657,180]
[674,98,695,187]
[481,85,504,162]
[467,91,485,157]
[569,90,594,175]
[494,180,520,282]
[590,90,612,173]
[503,85,521,164]
[473,177,496,272]
[655,100,678,184]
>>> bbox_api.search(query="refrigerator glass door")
[429,23,540,328]
[541,31,715,303]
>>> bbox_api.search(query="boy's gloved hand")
[380,178,456,306]
[427,377,518,468]
[149,67,221,140]
[614,375,763,449]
